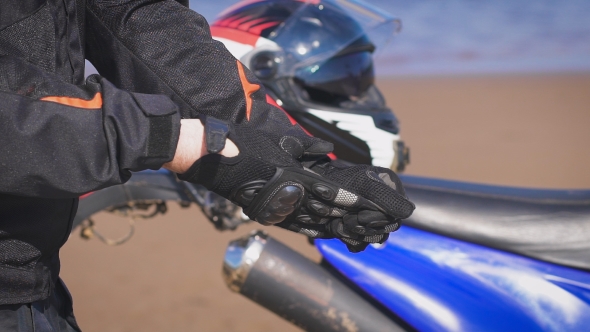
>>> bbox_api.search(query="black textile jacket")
[0,0,258,304]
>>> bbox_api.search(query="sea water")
[192,0,590,77]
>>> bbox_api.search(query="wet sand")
[60,73,590,331]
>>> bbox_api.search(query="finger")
[306,198,347,218]
[311,165,415,218]
[297,227,325,238]
[343,219,400,238]
[340,238,370,253]
[369,191,415,219]
[301,138,334,157]
[358,168,416,218]
[310,182,392,215]
[294,213,331,225]
[360,233,387,243]
[366,168,405,195]
[274,168,375,212]
[279,136,305,159]
[278,130,333,158]
[341,232,391,253]
[356,210,392,227]
[275,221,326,238]
[342,211,399,235]
[383,222,401,233]
[326,219,355,239]
[343,214,378,235]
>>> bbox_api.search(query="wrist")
[163,119,239,174]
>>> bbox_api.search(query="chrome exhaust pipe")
[223,231,406,332]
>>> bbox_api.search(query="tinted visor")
[266,0,400,78]
[296,51,374,98]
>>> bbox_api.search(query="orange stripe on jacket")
[236,61,260,121]
[40,93,103,109]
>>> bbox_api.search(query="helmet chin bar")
[262,77,408,171]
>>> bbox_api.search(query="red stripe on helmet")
[226,15,254,29]
[248,21,281,35]
[236,17,267,31]
[210,26,259,46]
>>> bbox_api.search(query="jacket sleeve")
[85,0,260,121]
[0,54,180,198]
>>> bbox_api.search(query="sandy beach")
[378,73,590,189]
[60,73,590,331]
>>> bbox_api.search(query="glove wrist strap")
[201,115,230,154]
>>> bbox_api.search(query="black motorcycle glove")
[181,121,414,232]
[179,112,415,239]
[275,158,413,252]
[177,61,414,247]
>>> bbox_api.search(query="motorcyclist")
[0,0,414,330]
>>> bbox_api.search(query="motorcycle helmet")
[211,0,409,171]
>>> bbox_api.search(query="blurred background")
[65,0,590,331]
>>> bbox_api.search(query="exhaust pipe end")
[222,230,268,292]
[222,231,409,332]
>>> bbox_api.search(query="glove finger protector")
[275,217,395,253]
[292,198,396,235]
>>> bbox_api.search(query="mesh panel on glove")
[312,160,414,219]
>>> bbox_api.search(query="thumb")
[280,135,333,159]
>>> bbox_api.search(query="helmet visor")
[269,0,400,77]
[296,50,374,97]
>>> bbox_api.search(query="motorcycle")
[72,169,590,332]
[74,0,590,331]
